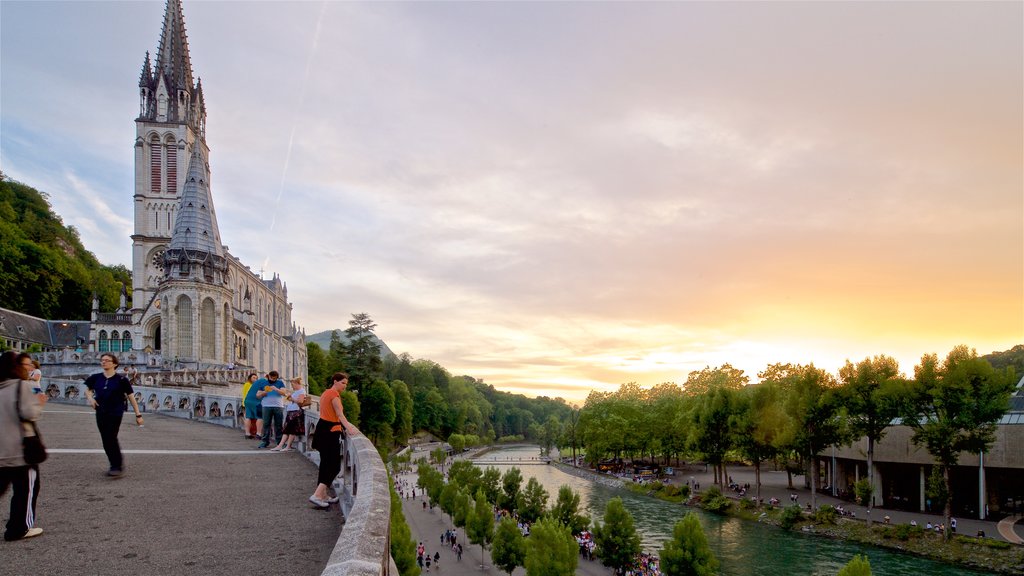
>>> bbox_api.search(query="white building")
[83,0,306,378]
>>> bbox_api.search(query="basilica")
[1,0,307,380]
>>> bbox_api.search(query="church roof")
[168,145,223,257]
[155,0,194,92]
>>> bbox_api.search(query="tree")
[389,478,421,576]
[449,460,483,496]
[491,517,527,576]
[480,466,502,505]
[342,312,384,393]
[733,382,785,505]
[361,378,396,447]
[836,555,872,576]
[341,389,361,427]
[440,482,460,527]
[542,414,562,455]
[690,383,740,487]
[549,485,589,535]
[592,497,641,575]
[660,513,718,576]
[524,518,578,576]
[500,467,523,512]
[467,489,494,567]
[453,491,472,528]
[307,342,329,395]
[838,355,906,522]
[391,380,414,445]
[519,477,549,524]
[903,346,1015,539]
[772,364,845,509]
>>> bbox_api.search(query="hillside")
[307,329,394,358]
[983,344,1024,376]
[0,174,130,319]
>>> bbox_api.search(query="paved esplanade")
[1,401,342,575]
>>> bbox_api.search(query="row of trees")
[0,174,132,324]
[306,313,573,449]
[572,346,1017,539]
[414,458,720,576]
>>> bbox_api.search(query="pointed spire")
[155,0,194,93]
[168,145,223,258]
[139,51,153,87]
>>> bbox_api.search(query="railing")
[41,378,393,576]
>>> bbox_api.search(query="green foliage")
[836,554,872,576]
[880,524,923,541]
[779,505,803,530]
[519,477,549,524]
[592,497,641,574]
[341,313,385,394]
[524,518,578,576]
[467,489,494,557]
[500,467,523,512]
[340,390,360,427]
[449,460,483,496]
[306,342,329,395]
[660,513,719,576]
[814,505,838,525]
[549,485,590,535]
[389,477,421,576]
[854,479,874,508]
[0,177,132,320]
[453,491,472,528]
[926,467,948,510]
[448,433,467,453]
[361,378,396,447]
[480,467,502,505]
[953,535,1011,549]
[390,380,414,445]
[700,486,731,515]
[492,517,527,576]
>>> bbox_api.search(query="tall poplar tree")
[492,517,527,576]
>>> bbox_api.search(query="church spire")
[155,0,194,92]
[139,51,153,87]
[164,145,227,282]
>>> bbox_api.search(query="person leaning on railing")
[308,372,352,508]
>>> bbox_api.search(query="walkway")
[1,402,342,575]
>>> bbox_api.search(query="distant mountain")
[307,329,394,358]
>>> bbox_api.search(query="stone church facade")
[79,0,306,378]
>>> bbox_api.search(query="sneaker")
[257,443,268,449]
[308,495,329,508]
[107,468,123,477]
[326,495,339,503]
[282,447,295,452]
[23,527,43,539]
[269,446,283,452]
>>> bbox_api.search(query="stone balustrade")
[41,377,392,576]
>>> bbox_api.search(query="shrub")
[649,481,664,491]
[700,486,731,515]
[813,505,838,525]
[739,498,757,511]
[779,505,803,530]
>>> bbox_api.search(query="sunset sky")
[2,1,1021,404]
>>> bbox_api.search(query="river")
[472,445,988,576]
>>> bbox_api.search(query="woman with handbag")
[271,377,308,452]
[0,351,47,541]
[308,372,351,508]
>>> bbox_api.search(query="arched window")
[150,134,162,194]
[122,331,132,352]
[165,135,177,195]
[201,298,216,359]
[98,330,109,353]
[176,295,192,359]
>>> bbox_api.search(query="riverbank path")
[0,401,342,575]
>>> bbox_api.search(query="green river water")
[475,446,989,576]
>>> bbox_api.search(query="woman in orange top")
[309,372,351,508]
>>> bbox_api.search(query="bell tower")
[131,0,207,313]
